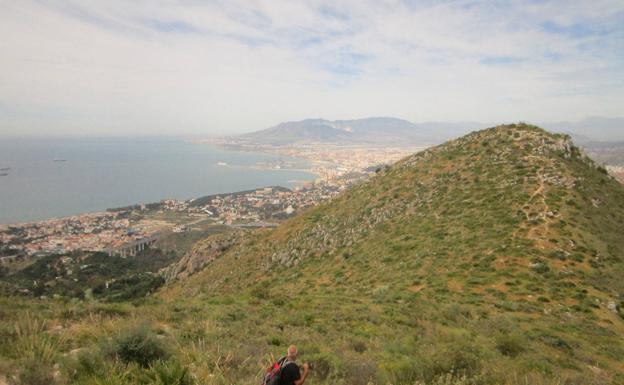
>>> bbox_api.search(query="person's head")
[287,345,298,361]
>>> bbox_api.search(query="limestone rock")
[159,230,245,284]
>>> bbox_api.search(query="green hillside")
[2,124,624,385]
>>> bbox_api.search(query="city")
[0,152,382,262]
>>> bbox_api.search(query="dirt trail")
[513,163,555,249]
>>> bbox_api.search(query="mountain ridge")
[163,123,624,383]
[235,117,484,146]
[228,116,624,146]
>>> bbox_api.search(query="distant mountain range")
[541,116,624,142]
[232,116,624,146]
[236,117,484,146]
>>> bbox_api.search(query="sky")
[0,0,623,137]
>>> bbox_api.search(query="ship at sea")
[217,161,228,166]
[53,159,67,162]
[0,167,10,171]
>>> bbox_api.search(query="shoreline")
[0,138,321,229]
[1,137,420,230]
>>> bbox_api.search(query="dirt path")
[513,163,554,249]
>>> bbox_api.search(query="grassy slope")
[167,124,624,383]
[2,124,623,385]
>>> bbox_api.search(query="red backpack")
[262,356,289,385]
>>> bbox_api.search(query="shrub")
[267,336,282,346]
[139,360,194,385]
[380,355,421,384]
[108,325,169,368]
[372,285,389,303]
[343,358,377,385]
[13,314,64,366]
[495,333,526,357]
[411,338,483,382]
[307,352,336,381]
[414,371,472,385]
[17,359,55,385]
[62,348,108,381]
[536,333,573,354]
[440,304,473,325]
[250,285,269,300]
[351,339,367,353]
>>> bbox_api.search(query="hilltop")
[169,124,624,383]
[2,124,624,385]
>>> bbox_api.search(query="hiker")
[279,345,310,385]
[263,345,310,385]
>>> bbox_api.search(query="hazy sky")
[1,0,623,136]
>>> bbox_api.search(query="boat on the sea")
[53,159,67,162]
[217,161,228,166]
[0,173,8,177]
[0,167,10,171]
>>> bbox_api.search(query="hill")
[2,124,623,385]
[169,123,624,383]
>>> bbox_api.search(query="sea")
[0,137,315,225]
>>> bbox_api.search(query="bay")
[0,137,315,224]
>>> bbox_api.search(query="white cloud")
[0,0,623,136]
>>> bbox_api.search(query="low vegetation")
[0,250,171,301]
[1,124,623,385]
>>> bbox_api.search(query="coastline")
[189,140,326,181]
[0,138,319,226]
[1,138,407,257]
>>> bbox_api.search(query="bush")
[414,371,472,385]
[351,339,367,353]
[267,336,282,346]
[342,358,377,385]
[410,339,483,382]
[250,285,269,300]
[13,314,64,366]
[62,348,108,381]
[307,352,337,381]
[139,360,194,385]
[17,359,55,385]
[495,333,526,357]
[108,325,169,368]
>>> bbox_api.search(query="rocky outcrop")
[159,230,245,284]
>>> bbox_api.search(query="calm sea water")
[0,137,315,225]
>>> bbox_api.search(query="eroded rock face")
[159,230,245,284]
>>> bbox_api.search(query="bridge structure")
[230,221,279,228]
[107,235,159,257]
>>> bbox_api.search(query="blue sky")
[0,0,623,136]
